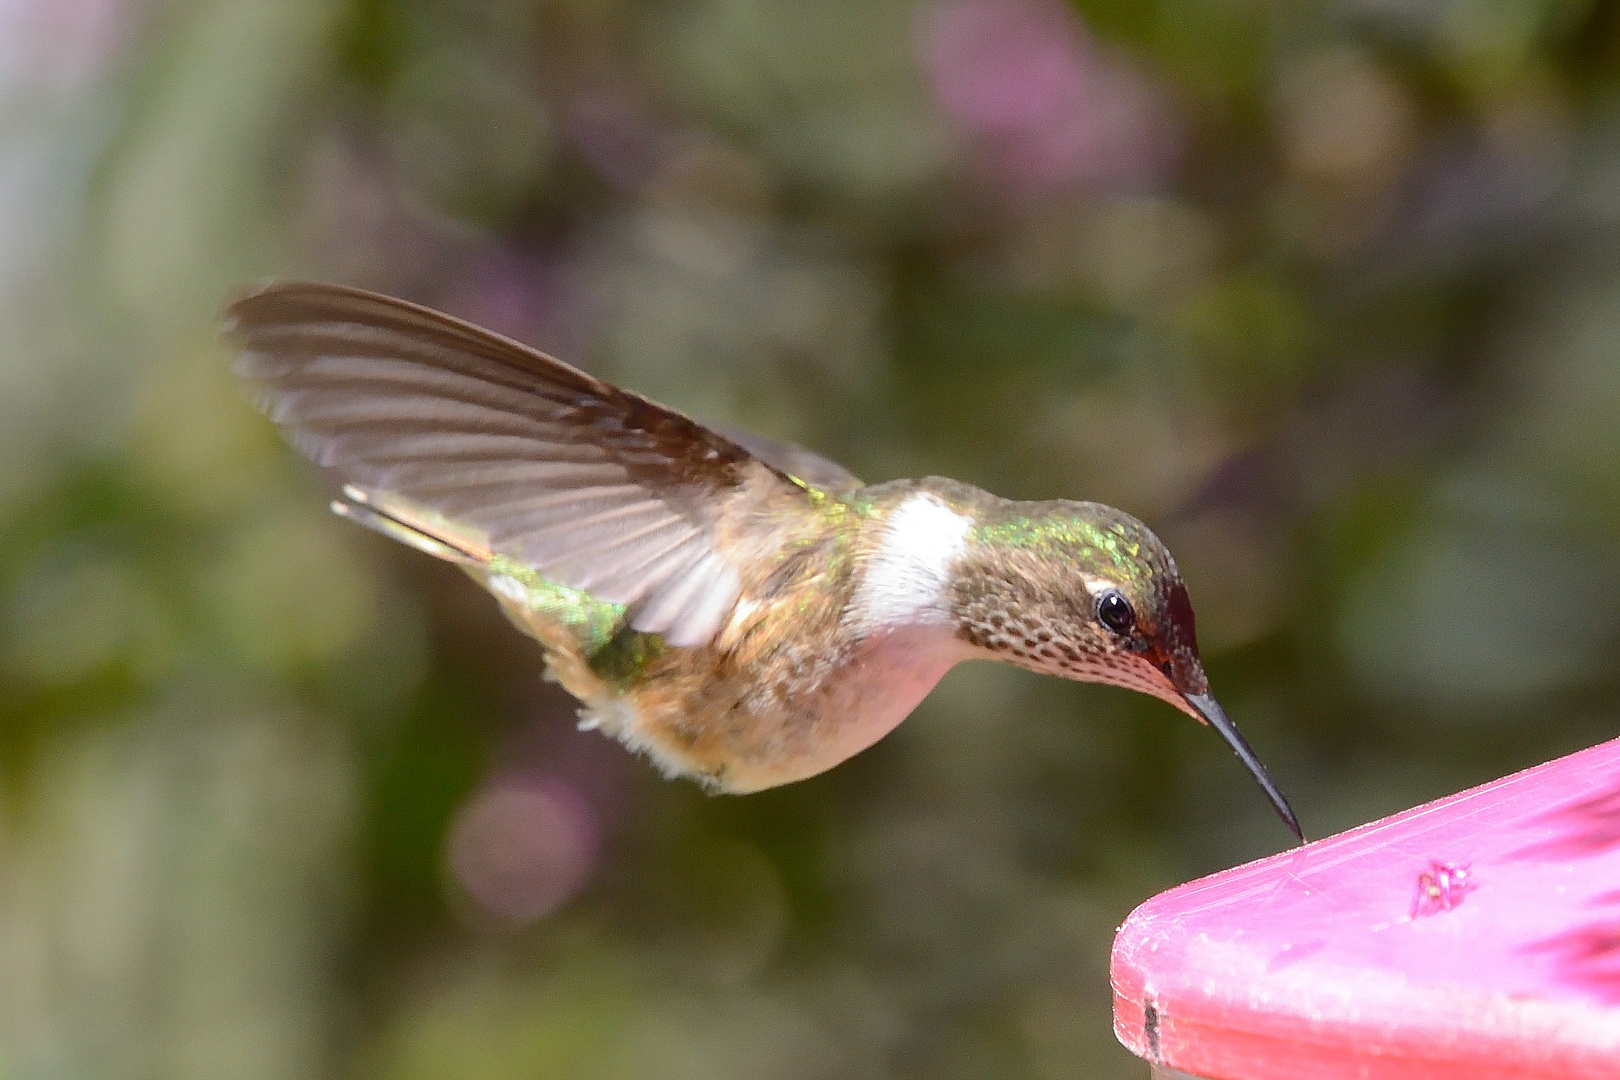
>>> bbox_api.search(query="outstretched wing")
[226,281,842,648]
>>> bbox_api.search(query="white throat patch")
[849,493,973,635]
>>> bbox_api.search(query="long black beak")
[1183,692,1304,843]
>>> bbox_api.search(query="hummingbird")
[225,281,1302,842]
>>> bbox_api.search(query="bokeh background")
[2,0,1619,1076]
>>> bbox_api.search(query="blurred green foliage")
[3,0,1620,1077]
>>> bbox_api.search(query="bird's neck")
[844,484,987,641]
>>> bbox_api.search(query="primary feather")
[226,281,797,647]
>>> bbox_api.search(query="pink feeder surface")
[1112,737,1620,1080]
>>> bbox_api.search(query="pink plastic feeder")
[1112,737,1620,1079]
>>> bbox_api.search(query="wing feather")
[224,281,841,648]
[709,422,864,497]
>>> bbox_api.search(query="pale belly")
[702,627,972,793]
[569,623,976,794]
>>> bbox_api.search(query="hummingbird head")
[954,500,1302,841]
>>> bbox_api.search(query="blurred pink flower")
[444,245,594,363]
[567,87,673,193]
[0,0,135,91]
[446,775,600,927]
[916,0,1177,198]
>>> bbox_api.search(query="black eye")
[1096,590,1135,635]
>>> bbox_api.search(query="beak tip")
[1182,692,1304,846]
